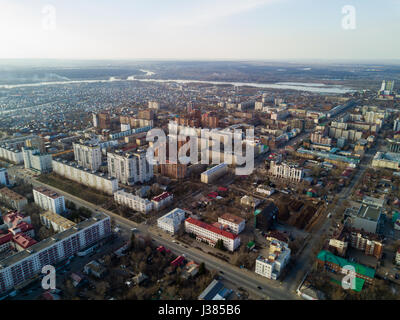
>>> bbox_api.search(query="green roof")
[317,250,375,279]
[247,241,255,248]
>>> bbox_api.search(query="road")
[283,139,379,292]
[11,168,299,300]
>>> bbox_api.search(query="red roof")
[0,233,13,246]
[152,192,172,202]
[13,234,37,249]
[171,256,185,267]
[218,187,228,192]
[185,217,237,240]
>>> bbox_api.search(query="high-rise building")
[33,187,66,214]
[73,142,102,171]
[22,148,52,173]
[107,151,153,185]
[98,112,111,129]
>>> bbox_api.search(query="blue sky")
[0,0,399,60]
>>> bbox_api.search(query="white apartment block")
[269,161,304,182]
[0,147,24,164]
[0,212,111,295]
[184,217,240,252]
[52,159,118,195]
[157,208,186,234]
[33,187,66,214]
[114,190,153,213]
[218,213,245,235]
[73,142,102,171]
[255,240,291,280]
[107,151,153,185]
[22,148,52,173]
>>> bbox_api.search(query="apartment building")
[269,161,304,182]
[33,187,65,214]
[22,148,52,173]
[157,208,186,234]
[114,190,153,213]
[0,147,24,164]
[200,163,228,184]
[255,239,291,280]
[0,188,27,211]
[152,192,173,211]
[107,151,153,185]
[217,213,245,235]
[184,217,240,252]
[0,212,111,295]
[52,159,118,195]
[40,211,76,232]
[0,168,10,186]
[73,142,102,171]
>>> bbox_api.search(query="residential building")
[254,239,291,280]
[269,161,304,182]
[33,187,66,214]
[114,190,153,213]
[107,151,153,185]
[372,152,400,170]
[52,159,118,195]
[0,212,111,294]
[0,147,23,164]
[217,213,245,235]
[396,249,400,266]
[152,192,173,211]
[184,217,240,252]
[40,211,76,232]
[157,208,186,234]
[0,188,27,211]
[73,142,102,171]
[0,168,10,186]
[22,148,52,173]
[200,163,228,184]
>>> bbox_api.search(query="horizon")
[0,0,399,61]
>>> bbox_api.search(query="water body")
[0,74,355,94]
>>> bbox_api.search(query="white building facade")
[269,161,304,182]
[107,151,153,185]
[114,190,153,213]
[73,142,102,171]
[33,187,66,214]
[157,208,186,234]
[52,159,118,195]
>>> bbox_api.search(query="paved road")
[12,169,299,300]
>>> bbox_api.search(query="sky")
[0,0,399,61]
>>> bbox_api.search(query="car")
[219,270,224,274]
[257,286,263,290]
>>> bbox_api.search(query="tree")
[198,262,206,275]
[215,239,225,251]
